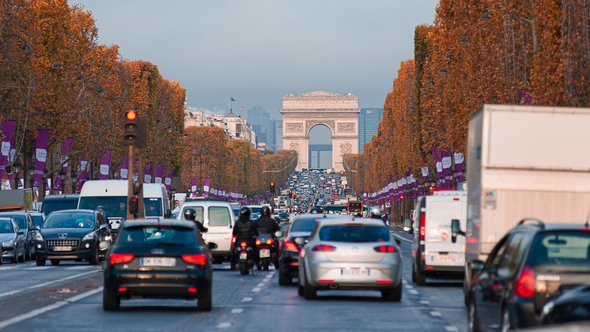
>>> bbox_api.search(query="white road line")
[409,290,419,295]
[419,300,430,305]
[392,233,413,243]
[65,266,91,270]
[231,308,244,314]
[242,297,253,302]
[216,322,232,329]
[26,266,51,270]
[445,326,459,332]
[0,287,102,330]
[0,269,99,299]
[430,311,442,317]
[256,283,265,288]
[251,288,261,292]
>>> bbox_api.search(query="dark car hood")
[41,228,93,239]
[0,233,16,242]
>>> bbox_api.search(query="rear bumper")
[105,269,211,299]
[306,261,402,288]
[279,253,300,276]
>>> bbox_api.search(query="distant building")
[184,107,256,147]
[268,120,282,152]
[246,106,270,146]
[358,108,383,153]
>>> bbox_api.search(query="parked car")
[34,209,110,266]
[277,214,337,285]
[467,219,590,331]
[0,217,26,263]
[41,194,79,218]
[102,219,215,311]
[298,218,403,301]
[0,211,37,260]
[178,199,235,263]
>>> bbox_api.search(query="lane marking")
[409,290,419,295]
[26,267,51,270]
[0,287,102,330]
[420,300,430,305]
[65,266,92,270]
[0,269,99,299]
[256,283,265,288]
[392,233,413,243]
[242,297,253,302]
[430,311,442,317]
[251,288,261,292]
[445,327,459,332]
[231,308,244,314]
[217,322,232,329]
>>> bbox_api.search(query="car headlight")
[82,233,95,241]
[34,232,44,241]
[2,241,13,247]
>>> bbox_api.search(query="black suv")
[467,219,590,331]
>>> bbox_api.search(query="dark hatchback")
[468,219,590,331]
[278,214,338,285]
[34,209,110,266]
[103,219,214,311]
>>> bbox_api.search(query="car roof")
[48,209,96,215]
[122,218,196,229]
[316,218,388,226]
[43,194,79,200]
[515,222,590,232]
[0,211,27,215]
[181,199,232,207]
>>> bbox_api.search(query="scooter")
[235,240,255,275]
[255,234,278,271]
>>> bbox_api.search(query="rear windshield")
[528,231,590,270]
[209,206,231,226]
[41,199,78,217]
[79,196,127,219]
[0,214,26,229]
[118,226,197,246]
[0,219,14,233]
[44,212,96,229]
[250,207,262,214]
[291,217,321,233]
[144,198,162,217]
[319,225,390,243]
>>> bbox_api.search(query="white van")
[178,199,235,263]
[411,190,467,285]
[143,183,171,219]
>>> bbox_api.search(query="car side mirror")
[207,242,218,250]
[470,260,485,273]
[451,219,465,243]
[275,231,284,238]
[294,237,305,246]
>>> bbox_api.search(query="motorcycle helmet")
[261,206,271,217]
[184,208,196,221]
[239,207,251,220]
[370,206,381,218]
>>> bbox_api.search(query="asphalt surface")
[0,227,467,332]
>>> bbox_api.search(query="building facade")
[358,108,383,153]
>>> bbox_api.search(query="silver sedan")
[298,218,403,301]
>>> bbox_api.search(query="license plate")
[259,249,270,258]
[341,268,370,276]
[53,246,72,252]
[239,252,248,260]
[430,253,461,265]
[140,257,176,267]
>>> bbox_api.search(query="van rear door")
[203,206,233,253]
[424,195,466,269]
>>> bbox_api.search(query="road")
[0,228,467,332]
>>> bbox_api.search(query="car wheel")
[415,267,426,286]
[196,289,212,312]
[239,263,249,275]
[411,265,417,283]
[468,300,481,332]
[25,245,31,261]
[17,249,25,263]
[303,271,316,300]
[50,259,60,266]
[36,256,46,266]
[102,288,120,311]
[297,282,304,296]
[89,248,99,265]
[382,280,402,302]
[278,272,292,286]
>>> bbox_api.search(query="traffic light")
[124,110,139,146]
[128,195,139,216]
[270,181,275,192]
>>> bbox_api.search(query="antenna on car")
[585,206,589,228]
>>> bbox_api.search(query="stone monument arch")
[281,91,359,172]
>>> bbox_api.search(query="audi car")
[34,209,110,266]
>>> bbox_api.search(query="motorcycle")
[255,234,278,271]
[235,240,255,275]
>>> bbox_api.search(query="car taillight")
[255,239,261,246]
[266,239,273,245]
[419,212,426,241]
[181,254,207,266]
[312,244,337,252]
[284,240,299,253]
[374,245,396,253]
[514,266,535,298]
[109,253,134,266]
[240,241,248,248]
[231,236,237,244]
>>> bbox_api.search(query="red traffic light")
[126,110,137,121]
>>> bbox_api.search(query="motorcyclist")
[184,208,208,233]
[369,206,387,225]
[255,206,280,235]
[231,207,259,269]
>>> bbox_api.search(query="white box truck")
[457,104,590,300]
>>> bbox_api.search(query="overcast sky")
[72,0,437,117]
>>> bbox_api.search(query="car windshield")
[119,226,197,246]
[249,207,262,214]
[78,196,127,219]
[0,214,27,229]
[144,198,162,217]
[0,220,14,233]
[528,231,590,270]
[44,212,96,229]
[31,215,44,227]
[41,199,78,217]
[319,225,391,243]
[290,217,321,233]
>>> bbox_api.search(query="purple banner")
[32,129,49,188]
[144,162,153,183]
[190,177,197,196]
[0,120,17,180]
[119,155,129,180]
[454,152,465,184]
[164,169,173,191]
[203,178,211,198]
[52,137,74,191]
[76,155,89,193]
[98,150,111,180]
[154,164,164,184]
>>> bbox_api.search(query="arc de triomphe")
[281,91,360,172]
